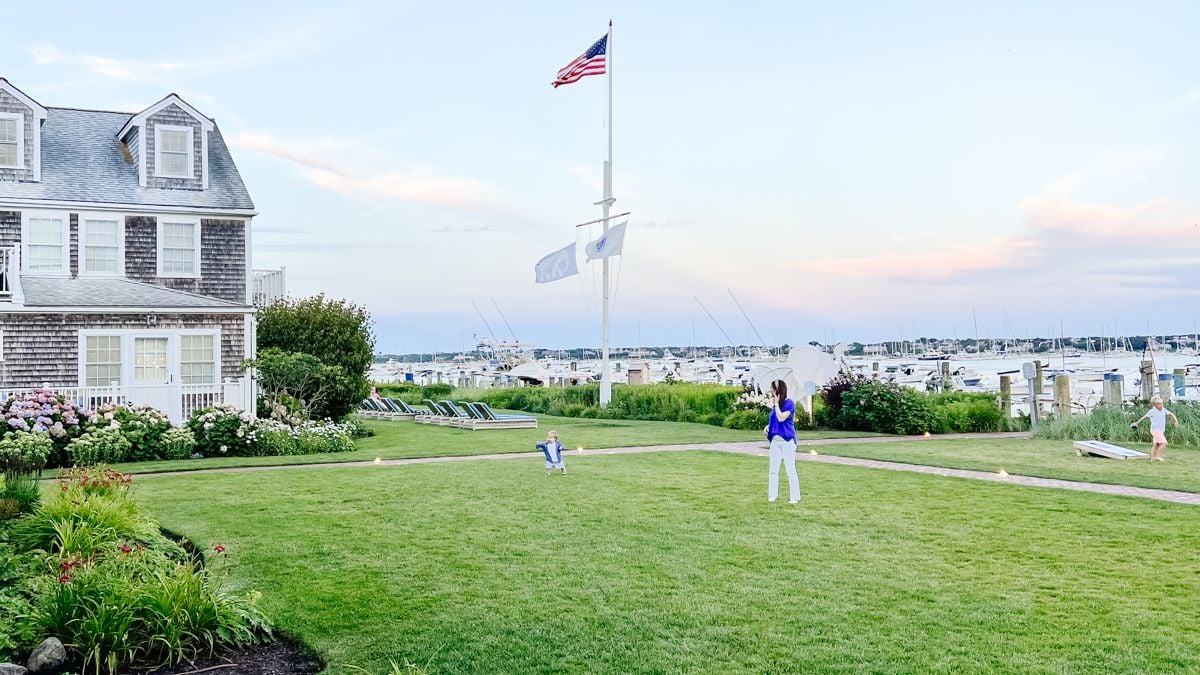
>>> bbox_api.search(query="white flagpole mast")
[600,19,614,407]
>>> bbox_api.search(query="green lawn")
[137,452,1200,674]
[110,416,868,475]
[812,437,1200,493]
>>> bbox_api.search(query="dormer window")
[155,125,194,179]
[0,113,23,169]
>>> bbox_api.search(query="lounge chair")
[459,402,538,429]
[360,398,412,421]
[421,399,456,425]
[360,398,387,418]
[389,398,426,416]
[378,398,416,421]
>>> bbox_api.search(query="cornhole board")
[1073,440,1149,460]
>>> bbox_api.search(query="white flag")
[585,221,627,261]
[534,242,579,283]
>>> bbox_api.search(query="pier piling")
[1054,374,1072,415]
[999,375,1012,417]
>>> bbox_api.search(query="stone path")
[132,430,1200,505]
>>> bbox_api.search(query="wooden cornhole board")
[1073,440,1149,460]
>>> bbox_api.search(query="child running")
[1131,396,1180,462]
[536,430,567,476]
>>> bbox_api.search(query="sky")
[5,1,1199,353]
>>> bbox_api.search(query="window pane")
[161,151,189,176]
[161,222,197,274]
[0,119,15,143]
[161,129,188,152]
[26,217,64,272]
[83,220,120,274]
[0,144,14,167]
[180,335,216,384]
[133,338,168,382]
[84,335,122,387]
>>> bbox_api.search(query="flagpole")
[600,18,614,408]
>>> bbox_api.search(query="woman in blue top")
[764,380,800,503]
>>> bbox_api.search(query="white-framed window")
[83,334,123,387]
[154,124,194,179]
[79,212,125,276]
[78,329,221,387]
[156,217,201,278]
[180,333,217,384]
[0,112,23,169]
[20,210,69,275]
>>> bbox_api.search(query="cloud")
[792,178,1200,297]
[428,225,497,233]
[233,132,510,216]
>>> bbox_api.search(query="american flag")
[552,34,607,88]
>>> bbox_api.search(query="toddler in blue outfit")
[536,430,567,476]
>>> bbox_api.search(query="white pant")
[768,437,800,502]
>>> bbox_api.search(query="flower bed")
[0,467,271,672]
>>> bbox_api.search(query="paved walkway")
[134,431,1200,505]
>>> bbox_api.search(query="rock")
[25,638,66,673]
[0,663,29,675]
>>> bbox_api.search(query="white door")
[129,336,179,420]
[133,337,170,385]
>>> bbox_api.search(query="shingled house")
[0,78,283,422]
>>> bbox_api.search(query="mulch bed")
[135,635,324,675]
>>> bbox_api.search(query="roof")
[19,276,250,309]
[0,107,254,211]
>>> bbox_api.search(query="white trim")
[19,209,70,277]
[201,128,209,189]
[0,79,48,117]
[0,112,25,170]
[156,216,202,278]
[78,211,127,277]
[32,111,40,182]
[117,93,213,140]
[0,305,254,314]
[0,198,257,217]
[154,124,195,180]
[77,327,222,387]
[244,215,253,305]
[137,125,147,187]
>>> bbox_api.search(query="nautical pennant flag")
[552,34,607,88]
[534,242,579,283]
[585,221,626,261]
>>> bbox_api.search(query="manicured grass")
[137,452,1200,673]
[812,437,1200,493]
[109,415,868,475]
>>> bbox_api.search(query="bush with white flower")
[66,426,132,466]
[187,404,262,457]
[255,419,355,456]
[83,403,173,462]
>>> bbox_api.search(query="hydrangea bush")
[1,390,91,458]
[66,427,132,467]
[187,404,261,457]
[85,404,172,462]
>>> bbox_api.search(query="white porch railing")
[252,267,286,307]
[0,377,253,426]
[0,245,24,304]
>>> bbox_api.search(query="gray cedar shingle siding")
[122,216,246,302]
[0,312,245,389]
[0,90,34,183]
[125,126,140,174]
[125,216,157,281]
[145,104,204,190]
[0,210,17,247]
[70,213,79,277]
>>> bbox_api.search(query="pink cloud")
[1020,177,1189,239]
[794,237,1035,281]
[233,132,507,214]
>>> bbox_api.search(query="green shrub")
[835,380,936,435]
[0,389,92,465]
[188,405,261,457]
[474,383,742,426]
[0,541,38,662]
[257,294,374,420]
[67,426,132,466]
[160,427,197,460]
[928,392,1007,433]
[85,404,172,462]
[723,409,769,430]
[422,383,453,399]
[0,431,53,480]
